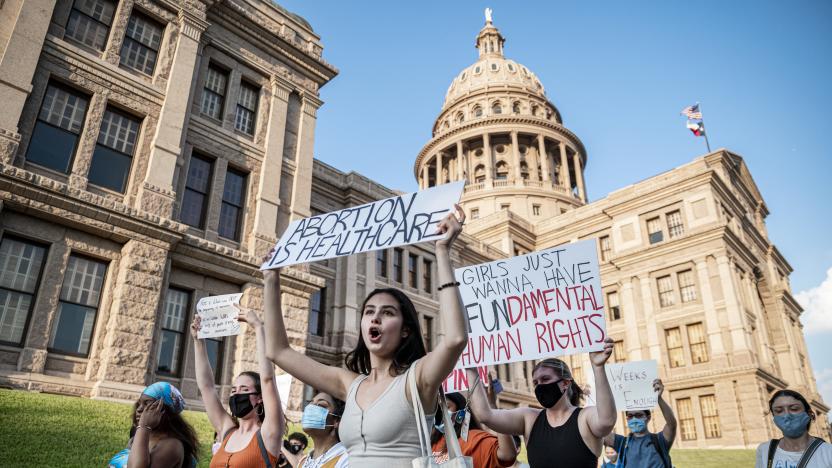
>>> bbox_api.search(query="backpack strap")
[256,430,274,468]
[650,433,671,468]
[767,439,781,468]
[618,434,633,468]
[797,438,824,468]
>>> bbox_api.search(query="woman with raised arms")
[263,205,467,467]
[465,344,617,468]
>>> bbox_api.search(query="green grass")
[0,388,756,467]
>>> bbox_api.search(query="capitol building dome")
[414,10,588,254]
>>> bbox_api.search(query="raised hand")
[138,399,164,430]
[190,315,202,340]
[589,337,614,367]
[237,306,264,329]
[435,204,466,251]
[653,378,665,396]
[261,248,280,284]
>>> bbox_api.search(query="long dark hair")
[344,288,426,376]
[532,358,584,406]
[238,371,265,423]
[769,389,815,429]
[130,402,199,467]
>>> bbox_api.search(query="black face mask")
[229,393,256,418]
[284,439,304,454]
[534,381,564,408]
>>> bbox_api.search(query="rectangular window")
[599,235,611,262]
[665,327,685,368]
[423,259,432,293]
[376,250,388,279]
[408,254,418,288]
[700,394,721,438]
[607,291,620,321]
[88,108,140,193]
[667,210,684,238]
[308,288,326,336]
[532,204,541,216]
[688,322,709,363]
[423,315,433,351]
[657,275,675,307]
[119,12,163,75]
[0,237,47,345]
[234,82,259,135]
[27,84,90,174]
[677,397,697,440]
[180,154,213,228]
[678,269,697,303]
[157,288,189,375]
[393,248,403,283]
[471,208,479,219]
[205,336,224,384]
[647,217,663,244]
[613,340,626,363]
[500,204,510,211]
[218,168,247,240]
[49,255,107,356]
[201,65,228,120]
[64,0,116,51]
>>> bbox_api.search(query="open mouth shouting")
[368,326,382,344]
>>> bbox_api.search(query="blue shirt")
[613,432,669,468]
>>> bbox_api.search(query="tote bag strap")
[408,362,432,457]
[438,390,465,460]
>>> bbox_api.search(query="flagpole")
[700,103,712,153]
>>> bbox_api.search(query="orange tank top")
[209,428,280,468]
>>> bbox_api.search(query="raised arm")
[262,264,356,401]
[583,337,617,438]
[487,376,519,466]
[415,205,469,404]
[655,379,677,447]
[127,400,185,468]
[237,308,285,456]
[190,316,235,436]
[465,368,535,437]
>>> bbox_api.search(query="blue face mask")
[301,404,334,430]
[774,412,811,438]
[627,418,647,433]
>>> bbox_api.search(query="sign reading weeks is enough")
[262,181,465,269]
[455,239,607,369]
[197,293,243,339]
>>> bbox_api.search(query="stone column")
[0,0,58,162]
[695,259,726,357]
[559,141,571,191]
[333,255,359,351]
[455,141,465,180]
[205,158,229,242]
[248,77,291,256]
[436,152,444,184]
[639,276,662,361]
[511,131,522,180]
[620,278,643,361]
[538,135,551,183]
[364,252,376,294]
[420,165,426,189]
[67,93,108,191]
[573,151,586,201]
[483,133,493,181]
[716,255,751,362]
[137,11,208,218]
[289,94,322,221]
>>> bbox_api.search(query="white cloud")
[796,267,832,334]
[814,368,832,413]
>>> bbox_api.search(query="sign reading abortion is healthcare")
[262,181,465,269]
[455,239,607,369]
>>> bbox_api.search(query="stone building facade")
[0,2,827,450]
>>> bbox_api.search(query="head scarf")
[142,382,185,414]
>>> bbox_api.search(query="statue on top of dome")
[485,7,493,24]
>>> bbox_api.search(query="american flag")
[681,104,702,120]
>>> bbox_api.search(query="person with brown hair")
[465,347,616,468]
[755,389,832,468]
[191,307,285,467]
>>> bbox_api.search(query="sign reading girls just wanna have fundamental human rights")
[454,239,607,368]
[262,181,465,269]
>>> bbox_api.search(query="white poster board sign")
[605,360,659,411]
[454,239,606,369]
[196,293,243,339]
[442,366,489,394]
[262,181,465,269]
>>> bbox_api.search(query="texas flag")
[686,120,705,136]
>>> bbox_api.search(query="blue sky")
[279,1,832,402]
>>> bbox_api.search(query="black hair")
[532,358,584,406]
[130,400,199,467]
[288,432,309,448]
[344,288,427,377]
[238,371,265,423]
[430,392,482,445]
[626,409,652,418]
[769,389,815,429]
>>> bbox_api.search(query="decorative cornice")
[178,10,209,41]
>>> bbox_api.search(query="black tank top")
[526,407,597,468]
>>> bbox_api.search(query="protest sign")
[277,374,292,412]
[196,293,243,339]
[262,181,465,269]
[454,239,606,369]
[442,366,489,394]
[605,360,659,411]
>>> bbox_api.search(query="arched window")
[531,104,539,117]
[443,120,450,129]
[456,112,464,124]
[495,161,509,180]
[474,105,483,118]
[491,62,499,71]
[520,161,529,180]
[474,165,485,183]
[492,102,502,115]
[512,101,521,114]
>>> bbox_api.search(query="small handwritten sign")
[197,293,243,339]
[605,360,658,411]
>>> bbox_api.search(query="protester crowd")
[107,205,831,468]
